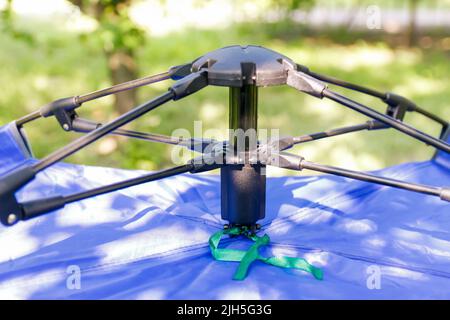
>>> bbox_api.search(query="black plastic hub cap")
[191,45,296,87]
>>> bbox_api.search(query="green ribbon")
[209,226,323,281]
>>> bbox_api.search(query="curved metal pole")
[292,120,386,145]
[415,105,448,127]
[76,71,171,105]
[16,110,41,126]
[261,121,386,153]
[300,160,441,197]
[32,91,175,173]
[0,71,208,226]
[322,89,450,153]
[269,152,450,202]
[15,64,192,126]
[299,65,386,99]
[71,117,216,151]
[21,164,195,221]
[301,66,448,129]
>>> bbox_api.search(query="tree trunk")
[67,0,138,114]
[407,0,418,47]
[107,50,138,114]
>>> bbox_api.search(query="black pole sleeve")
[0,166,36,225]
[322,89,450,153]
[21,196,66,220]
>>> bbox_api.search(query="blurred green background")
[0,0,449,174]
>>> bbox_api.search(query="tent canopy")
[0,122,449,299]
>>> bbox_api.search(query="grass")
[0,21,449,174]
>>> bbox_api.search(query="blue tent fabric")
[0,122,449,299]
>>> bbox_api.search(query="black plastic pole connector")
[40,97,81,118]
[323,89,450,153]
[168,63,193,80]
[0,166,36,225]
[169,71,208,100]
[383,93,447,126]
[286,69,327,98]
[383,92,417,112]
[384,92,449,139]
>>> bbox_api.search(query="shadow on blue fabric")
[0,122,449,299]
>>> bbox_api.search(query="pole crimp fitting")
[265,151,304,171]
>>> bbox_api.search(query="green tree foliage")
[72,0,145,54]
[68,0,147,113]
[267,0,316,16]
[0,0,34,44]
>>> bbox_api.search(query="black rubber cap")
[191,45,296,87]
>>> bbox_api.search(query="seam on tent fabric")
[165,213,223,228]
[4,236,450,292]
[269,241,450,280]
[0,226,241,289]
[0,242,213,290]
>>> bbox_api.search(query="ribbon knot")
[209,226,323,281]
